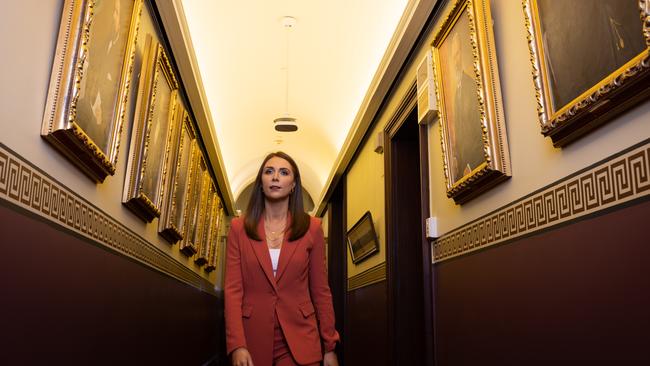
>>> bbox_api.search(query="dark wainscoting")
[434,198,650,366]
[345,280,388,366]
[0,203,222,365]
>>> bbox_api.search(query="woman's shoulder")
[308,215,322,231]
[230,217,245,231]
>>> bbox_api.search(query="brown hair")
[243,151,310,241]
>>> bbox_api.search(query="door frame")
[384,82,434,365]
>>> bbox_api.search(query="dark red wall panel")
[434,199,650,365]
[345,280,388,366]
[0,203,222,365]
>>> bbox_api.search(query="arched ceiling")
[180,0,410,212]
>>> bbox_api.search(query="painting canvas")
[432,0,511,204]
[437,8,484,185]
[41,0,143,182]
[524,0,650,146]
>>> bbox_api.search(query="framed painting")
[346,211,379,264]
[172,139,200,247]
[194,183,217,265]
[123,36,179,221]
[432,0,511,204]
[158,101,196,243]
[523,0,650,147]
[205,206,227,272]
[179,153,208,256]
[191,165,212,258]
[41,0,143,182]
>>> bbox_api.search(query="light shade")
[274,116,298,132]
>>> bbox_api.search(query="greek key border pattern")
[348,262,387,291]
[0,143,216,295]
[433,139,650,263]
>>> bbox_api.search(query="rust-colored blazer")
[225,216,339,366]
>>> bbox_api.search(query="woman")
[225,152,340,366]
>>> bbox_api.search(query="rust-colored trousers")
[273,316,319,366]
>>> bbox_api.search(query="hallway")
[2,0,650,365]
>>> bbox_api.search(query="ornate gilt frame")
[523,0,650,147]
[191,164,212,258]
[123,36,179,221]
[158,100,196,243]
[195,184,217,265]
[432,0,511,204]
[174,139,200,249]
[180,152,207,256]
[206,209,226,273]
[204,194,223,270]
[41,0,143,182]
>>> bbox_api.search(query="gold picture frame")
[523,0,650,147]
[206,210,226,273]
[205,195,223,271]
[175,139,201,249]
[195,184,218,266]
[192,165,212,258]
[41,0,143,182]
[158,100,196,243]
[432,0,511,204]
[123,36,179,221]
[179,152,208,256]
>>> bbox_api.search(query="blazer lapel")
[249,219,277,289]
[275,215,298,282]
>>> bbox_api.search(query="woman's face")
[261,156,296,201]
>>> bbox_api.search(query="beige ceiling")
[178,0,412,212]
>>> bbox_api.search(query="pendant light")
[274,16,298,132]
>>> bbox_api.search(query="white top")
[269,248,281,277]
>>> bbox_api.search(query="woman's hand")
[323,351,339,366]
[231,347,254,366]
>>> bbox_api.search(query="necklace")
[265,232,284,244]
[266,237,283,249]
[265,231,284,248]
[264,215,287,249]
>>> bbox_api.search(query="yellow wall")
[0,1,217,284]
[345,118,387,277]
